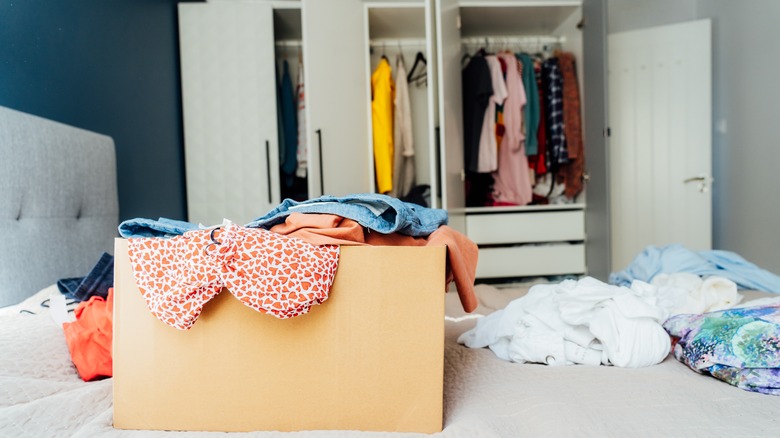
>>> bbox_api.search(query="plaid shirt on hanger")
[542,57,569,171]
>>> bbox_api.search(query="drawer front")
[475,244,586,279]
[466,211,585,245]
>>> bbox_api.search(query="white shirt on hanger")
[476,55,507,173]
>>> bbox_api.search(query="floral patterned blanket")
[664,305,780,395]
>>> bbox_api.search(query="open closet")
[178,1,308,226]
[176,0,610,280]
[273,7,309,203]
[178,0,373,226]
[435,0,609,281]
[364,2,440,207]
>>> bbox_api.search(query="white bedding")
[2,285,780,437]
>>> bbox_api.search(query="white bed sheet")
[2,285,780,437]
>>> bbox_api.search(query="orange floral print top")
[127,223,339,330]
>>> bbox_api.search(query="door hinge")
[603,127,611,137]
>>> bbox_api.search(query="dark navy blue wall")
[0,0,194,222]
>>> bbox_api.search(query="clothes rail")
[461,36,564,46]
[369,38,428,49]
[275,40,303,48]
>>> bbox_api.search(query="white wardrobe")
[177,0,611,280]
[437,1,592,281]
[179,0,371,226]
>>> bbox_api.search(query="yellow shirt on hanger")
[371,57,395,194]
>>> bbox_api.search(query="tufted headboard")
[0,106,119,307]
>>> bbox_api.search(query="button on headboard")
[0,106,119,307]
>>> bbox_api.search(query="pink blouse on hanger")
[491,53,533,206]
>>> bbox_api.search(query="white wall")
[608,0,696,33]
[608,0,780,274]
[695,0,780,274]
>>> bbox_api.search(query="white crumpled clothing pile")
[458,275,742,368]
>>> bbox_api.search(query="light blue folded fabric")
[118,217,201,238]
[245,193,448,237]
[120,194,449,239]
[609,244,780,293]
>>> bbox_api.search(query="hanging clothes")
[461,55,493,173]
[557,52,585,199]
[477,55,508,173]
[295,58,308,179]
[494,56,507,149]
[491,53,532,206]
[517,53,540,156]
[280,60,298,183]
[542,57,568,172]
[371,57,395,194]
[529,56,548,178]
[392,55,415,199]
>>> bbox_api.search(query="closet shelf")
[465,203,585,214]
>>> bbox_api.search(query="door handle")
[683,175,712,193]
[316,129,324,195]
[265,140,272,203]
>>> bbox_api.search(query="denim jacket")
[120,194,448,239]
[118,217,201,239]
[247,193,447,237]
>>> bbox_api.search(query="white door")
[435,0,466,232]
[302,0,370,197]
[608,19,712,271]
[179,2,280,225]
[582,0,611,281]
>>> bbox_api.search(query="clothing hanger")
[407,51,427,86]
[396,42,406,68]
[461,51,472,67]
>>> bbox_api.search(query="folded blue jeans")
[57,252,114,302]
[118,194,448,239]
[245,193,448,237]
[118,217,201,239]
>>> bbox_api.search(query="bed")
[2,106,780,437]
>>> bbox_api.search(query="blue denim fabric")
[246,193,448,237]
[609,244,780,293]
[118,217,201,238]
[57,252,114,302]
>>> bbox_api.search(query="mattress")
[2,285,780,437]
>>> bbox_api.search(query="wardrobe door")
[301,0,369,197]
[435,0,465,231]
[179,2,280,225]
[581,0,611,280]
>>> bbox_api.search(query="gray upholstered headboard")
[0,106,119,307]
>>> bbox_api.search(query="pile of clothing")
[460,244,780,395]
[63,194,479,381]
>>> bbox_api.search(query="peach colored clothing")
[270,213,479,313]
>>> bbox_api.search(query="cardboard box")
[112,238,446,433]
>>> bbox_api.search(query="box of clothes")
[112,195,479,433]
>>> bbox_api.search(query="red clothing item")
[63,289,114,382]
[529,58,548,176]
[270,213,479,313]
[558,52,585,199]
